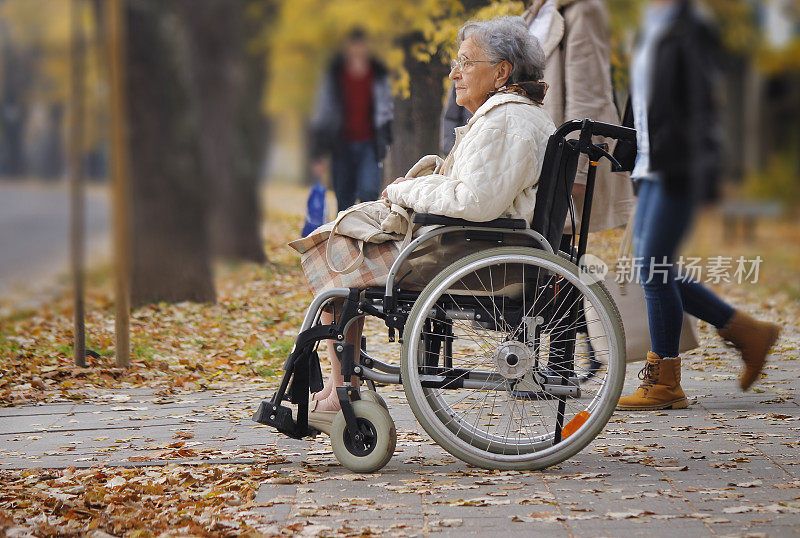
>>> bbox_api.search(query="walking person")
[310,28,394,212]
[616,0,781,411]
[440,0,634,236]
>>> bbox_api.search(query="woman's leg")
[634,180,694,358]
[634,179,737,335]
[618,180,694,410]
[677,278,735,329]
[312,302,364,412]
[631,179,654,264]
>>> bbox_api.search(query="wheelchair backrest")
[530,134,579,251]
[530,119,637,251]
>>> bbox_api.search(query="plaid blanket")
[297,229,516,296]
[300,233,404,295]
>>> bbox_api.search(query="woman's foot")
[311,382,333,402]
[313,373,362,402]
[306,400,338,435]
[313,392,342,412]
[617,352,689,411]
[312,377,357,402]
[717,311,781,390]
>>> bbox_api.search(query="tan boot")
[616,352,689,411]
[717,311,780,391]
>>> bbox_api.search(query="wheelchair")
[254,119,636,472]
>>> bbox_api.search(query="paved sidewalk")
[2,322,799,537]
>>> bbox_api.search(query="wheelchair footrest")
[252,400,318,440]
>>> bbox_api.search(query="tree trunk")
[388,35,450,180]
[387,0,490,180]
[126,0,215,306]
[180,0,271,263]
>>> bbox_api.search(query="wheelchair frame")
[253,119,636,470]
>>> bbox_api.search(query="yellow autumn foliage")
[265,0,792,119]
[265,0,525,115]
[0,0,794,148]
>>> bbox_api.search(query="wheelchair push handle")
[554,118,635,173]
[586,120,636,143]
[553,118,635,143]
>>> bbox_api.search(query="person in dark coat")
[309,28,394,212]
[617,0,781,411]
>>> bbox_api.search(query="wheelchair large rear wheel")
[401,247,625,470]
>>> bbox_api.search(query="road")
[0,181,109,303]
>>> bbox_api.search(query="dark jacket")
[622,0,723,202]
[309,55,394,161]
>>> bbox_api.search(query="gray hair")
[457,16,546,84]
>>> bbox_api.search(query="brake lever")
[591,143,623,172]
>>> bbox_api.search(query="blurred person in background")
[616,0,781,411]
[440,0,634,239]
[310,28,394,212]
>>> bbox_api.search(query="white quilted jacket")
[386,92,555,223]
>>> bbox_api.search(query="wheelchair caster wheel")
[359,389,388,410]
[331,400,396,473]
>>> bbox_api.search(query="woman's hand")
[381,177,414,199]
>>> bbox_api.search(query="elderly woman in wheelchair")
[254,16,636,472]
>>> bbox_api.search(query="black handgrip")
[587,121,636,143]
[553,119,636,144]
[552,119,584,139]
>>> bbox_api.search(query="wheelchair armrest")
[413,213,528,230]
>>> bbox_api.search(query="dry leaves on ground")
[0,212,310,407]
[0,463,280,537]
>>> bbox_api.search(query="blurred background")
[0,0,798,307]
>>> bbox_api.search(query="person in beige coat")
[442,0,633,236]
[523,0,633,235]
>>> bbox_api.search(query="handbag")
[289,199,414,273]
[584,210,699,363]
[324,200,413,274]
[289,154,445,273]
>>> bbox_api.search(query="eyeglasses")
[450,57,497,72]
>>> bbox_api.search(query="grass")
[0,332,23,358]
[132,339,156,363]
[246,337,295,379]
